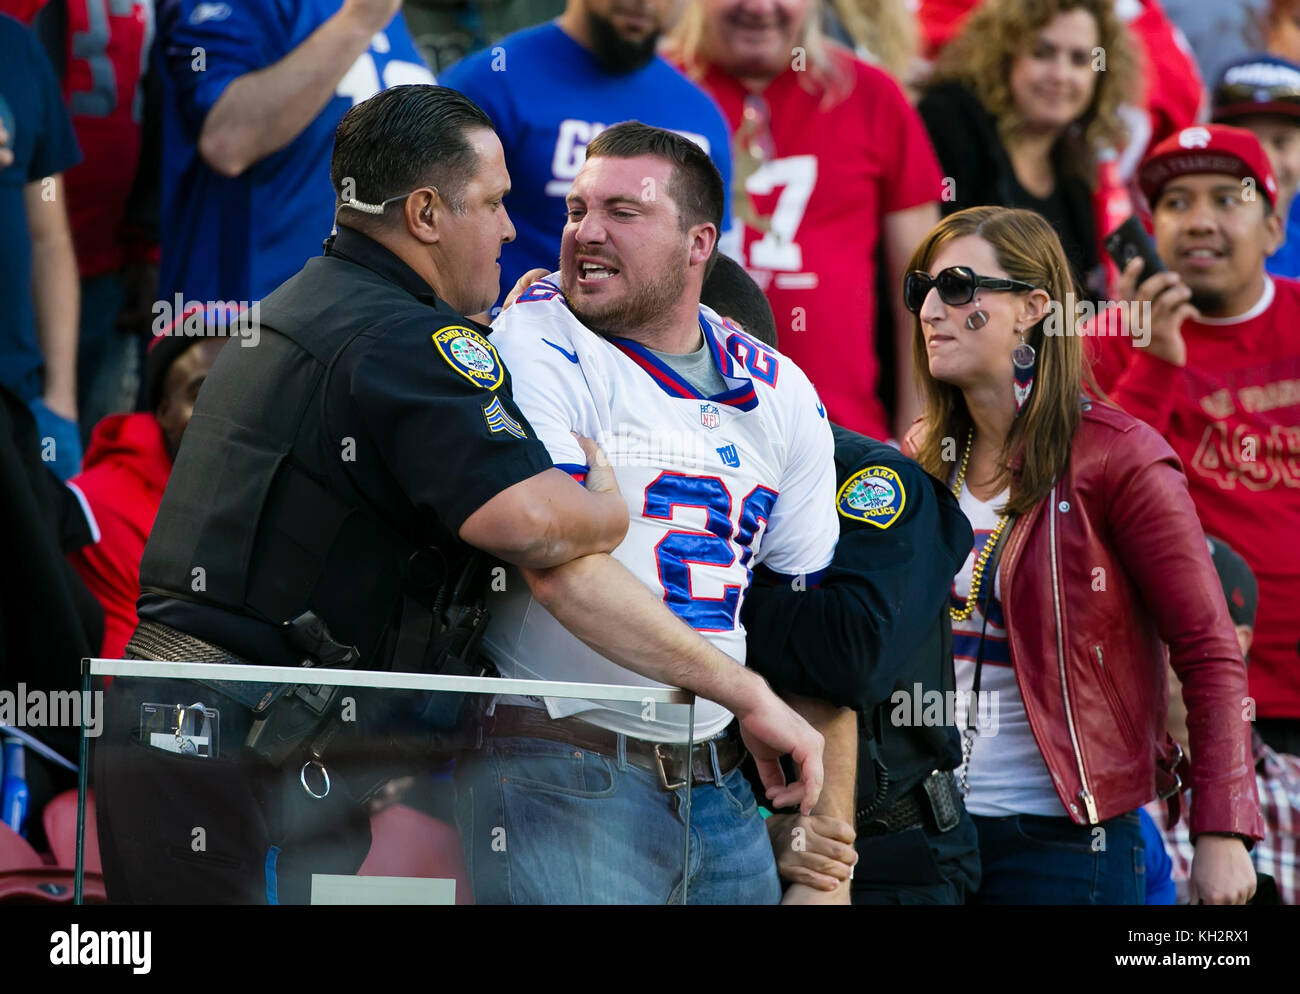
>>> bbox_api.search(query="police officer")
[702,257,981,904]
[93,86,634,905]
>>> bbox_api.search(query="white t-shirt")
[952,485,1063,817]
[483,276,839,742]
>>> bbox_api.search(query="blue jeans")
[970,810,1145,904]
[454,734,781,904]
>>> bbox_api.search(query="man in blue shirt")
[155,0,433,307]
[0,12,83,480]
[438,0,735,312]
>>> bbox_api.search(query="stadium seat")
[0,821,106,903]
[42,788,102,874]
[357,804,473,905]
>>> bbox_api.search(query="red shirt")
[1089,277,1300,719]
[67,413,171,658]
[60,0,153,277]
[694,53,943,440]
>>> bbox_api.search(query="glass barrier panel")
[78,659,697,905]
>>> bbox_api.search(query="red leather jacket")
[905,400,1264,841]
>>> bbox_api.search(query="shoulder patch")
[836,465,906,529]
[432,325,504,390]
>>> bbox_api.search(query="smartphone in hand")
[1105,215,1167,282]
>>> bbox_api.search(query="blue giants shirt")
[0,14,81,404]
[439,23,734,310]
[155,0,433,305]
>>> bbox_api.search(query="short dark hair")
[701,255,778,349]
[585,121,725,271]
[330,85,494,219]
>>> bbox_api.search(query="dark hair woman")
[900,205,1264,904]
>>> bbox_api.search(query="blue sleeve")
[157,0,284,141]
[24,22,80,179]
[1139,807,1176,905]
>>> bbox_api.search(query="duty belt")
[858,769,963,838]
[486,705,745,791]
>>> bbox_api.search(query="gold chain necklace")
[949,431,1010,623]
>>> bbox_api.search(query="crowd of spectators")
[1,0,1297,904]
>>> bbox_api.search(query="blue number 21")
[643,472,778,631]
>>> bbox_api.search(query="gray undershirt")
[647,338,729,397]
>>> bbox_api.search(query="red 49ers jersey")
[696,53,943,440]
[1090,277,1300,719]
[61,0,154,276]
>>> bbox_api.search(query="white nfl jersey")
[483,275,838,741]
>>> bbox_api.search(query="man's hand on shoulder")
[501,268,551,311]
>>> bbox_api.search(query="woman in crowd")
[900,204,1262,904]
[917,0,1137,300]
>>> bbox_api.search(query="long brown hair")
[909,206,1083,516]
[925,0,1137,183]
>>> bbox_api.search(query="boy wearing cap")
[1212,53,1300,278]
[66,307,230,658]
[1089,123,1300,757]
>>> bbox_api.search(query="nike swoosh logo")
[542,339,579,364]
[816,402,826,417]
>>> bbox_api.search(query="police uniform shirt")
[741,424,973,715]
[137,225,553,667]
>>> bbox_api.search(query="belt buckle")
[653,743,688,791]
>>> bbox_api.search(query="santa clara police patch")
[837,466,906,529]
[432,326,503,390]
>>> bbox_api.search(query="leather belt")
[486,705,745,791]
[859,770,963,838]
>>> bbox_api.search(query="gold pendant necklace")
[949,431,1010,623]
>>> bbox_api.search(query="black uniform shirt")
[138,226,553,666]
[741,424,974,810]
[741,424,973,713]
[321,227,553,541]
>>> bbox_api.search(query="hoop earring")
[1012,328,1036,414]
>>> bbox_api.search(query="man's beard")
[1188,286,1227,316]
[586,10,659,73]
[564,259,688,339]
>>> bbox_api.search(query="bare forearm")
[198,8,377,177]
[25,181,79,416]
[787,694,856,821]
[522,553,766,714]
[521,489,629,568]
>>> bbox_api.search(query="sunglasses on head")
[904,266,1038,314]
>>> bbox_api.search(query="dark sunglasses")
[904,266,1037,314]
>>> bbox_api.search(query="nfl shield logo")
[699,403,721,430]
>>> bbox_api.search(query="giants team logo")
[699,403,721,430]
[837,466,906,529]
[432,326,503,390]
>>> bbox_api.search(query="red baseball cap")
[1138,123,1279,209]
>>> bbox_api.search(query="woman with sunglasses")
[900,205,1263,905]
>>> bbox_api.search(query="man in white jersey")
[455,123,839,904]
